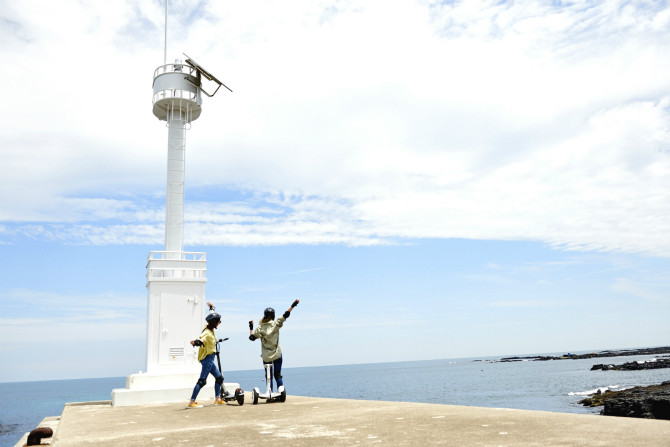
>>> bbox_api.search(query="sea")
[1,351,669,446]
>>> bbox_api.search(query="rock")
[580,381,670,420]
[591,358,670,371]
[27,426,53,446]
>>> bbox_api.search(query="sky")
[0,0,669,383]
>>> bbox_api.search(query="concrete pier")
[27,394,670,446]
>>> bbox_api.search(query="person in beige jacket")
[249,299,299,392]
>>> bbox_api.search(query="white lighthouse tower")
[144,55,230,377]
[111,54,232,406]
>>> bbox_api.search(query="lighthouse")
[144,55,231,377]
[111,55,232,406]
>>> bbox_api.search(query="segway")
[215,337,245,405]
[251,362,286,404]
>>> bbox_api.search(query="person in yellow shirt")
[188,311,224,408]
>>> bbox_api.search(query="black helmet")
[263,307,275,320]
[206,312,221,324]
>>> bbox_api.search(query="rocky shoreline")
[578,381,670,420]
[495,346,670,363]
[478,347,670,420]
[591,358,670,371]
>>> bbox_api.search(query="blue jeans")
[191,353,222,400]
[264,355,283,391]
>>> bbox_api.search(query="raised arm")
[283,299,300,318]
[248,320,257,341]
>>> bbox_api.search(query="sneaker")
[214,399,225,406]
[187,402,203,408]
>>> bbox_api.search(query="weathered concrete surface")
[51,395,670,446]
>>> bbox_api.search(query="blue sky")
[1,0,669,382]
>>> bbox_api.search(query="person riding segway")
[248,299,300,404]
[188,303,244,407]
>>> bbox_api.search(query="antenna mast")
[163,0,168,64]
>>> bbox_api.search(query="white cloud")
[0,287,148,381]
[610,277,668,302]
[1,0,669,256]
[490,300,554,308]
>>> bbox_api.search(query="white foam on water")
[568,385,626,396]
[636,358,657,364]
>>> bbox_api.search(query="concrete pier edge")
[13,414,60,447]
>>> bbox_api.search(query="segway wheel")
[235,388,245,406]
[252,389,259,405]
[279,390,286,403]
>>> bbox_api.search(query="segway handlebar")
[217,337,229,342]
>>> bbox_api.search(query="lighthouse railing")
[146,251,207,281]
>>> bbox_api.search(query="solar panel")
[183,53,233,94]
